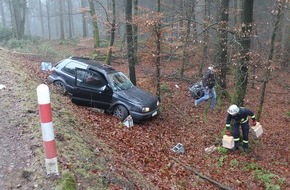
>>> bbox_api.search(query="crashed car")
[48,57,159,122]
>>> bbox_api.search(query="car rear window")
[61,61,87,76]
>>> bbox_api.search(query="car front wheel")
[113,105,129,121]
[54,80,67,95]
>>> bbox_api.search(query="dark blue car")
[48,57,159,122]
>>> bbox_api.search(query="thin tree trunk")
[25,5,31,35]
[89,0,100,48]
[181,0,195,78]
[59,0,65,40]
[125,0,136,85]
[232,0,253,106]
[105,0,116,65]
[39,0,44,37]
[46,0,51,40]
[215,0,229,97]
[257,3,283,120]
[0,0,6,27]
[67,0,73,38]
[200,0,210,78]
[132,0,138,64]
[282,1,290,68]
[155,0,161,100]
[81,0,88,37]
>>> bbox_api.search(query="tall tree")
[155,0,161,99]
[257,1,284,120]
[46,0,51,39]
[132,0,138,64]
[58,0,65,40]
[125,0,136,85]
[89,0,100,48]
[67,0,73,38]
[10,0,27,39]
[105,0,116,65]
[38,0,44,37]
[282,0,290,68]
[81,0,88,37]
[0,0,6,27]
[180,0,195,78]
[215,0,229,97]
[25,1,31,36]
[199,0,210,77]
[232,0,254,106]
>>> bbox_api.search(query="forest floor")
[0,39,290,190]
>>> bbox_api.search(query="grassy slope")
[0,47,158,190]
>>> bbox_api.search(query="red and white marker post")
[37,84,59,175]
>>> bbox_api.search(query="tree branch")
[173,158,234,190]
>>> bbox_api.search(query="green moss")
[55,171,77,190]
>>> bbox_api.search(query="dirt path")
[0,48,55,189]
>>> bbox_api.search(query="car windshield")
[108,72,134,91]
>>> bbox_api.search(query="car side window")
[76,69,107,90]
[62,61,87,76]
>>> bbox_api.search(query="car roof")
[69,56,116,73]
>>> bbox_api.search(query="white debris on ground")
[0,84,6,90]
[205,145,217,154]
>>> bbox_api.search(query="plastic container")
[222,135,234,149]
[250,122,263,138]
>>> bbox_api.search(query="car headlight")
[142,107,150,112]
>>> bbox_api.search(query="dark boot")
[234,141,240,151]
[243,143,249,153]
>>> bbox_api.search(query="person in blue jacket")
[225,104,257,153]
[194,65,217,110]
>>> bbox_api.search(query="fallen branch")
[173,158,233,190]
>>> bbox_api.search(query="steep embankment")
[0,48,158,190]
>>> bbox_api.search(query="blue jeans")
[195,87,216,110]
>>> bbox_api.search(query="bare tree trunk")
[155,0,161,100]
[125,0,136,85]
[38,0,44,37]
[200,0,210,78]
[89,0,100,48]
[282,0,290,68]
[81,0,88,37]
[233,0,242,26]
[257,2,284,120]
[180,0,195,78]
[0,0,6,27]
[215,0,229,97]
[132,0,138,64]
[232,0,253,106]
[25,4,30,35]
[59,0,65,40]
[10,0,26,39]
[105,0,116,65]
[46,0,51,40]
[67,0,73,38]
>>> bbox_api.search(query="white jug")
[222,135,234,149]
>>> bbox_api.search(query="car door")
[60,61,87,90]
[71,68,113,110]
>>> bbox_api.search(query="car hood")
[115,86,157,106]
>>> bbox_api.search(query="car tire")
[54,80,67,95]
[113,105,129,121]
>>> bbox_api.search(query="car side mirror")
[103,85,112,92]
